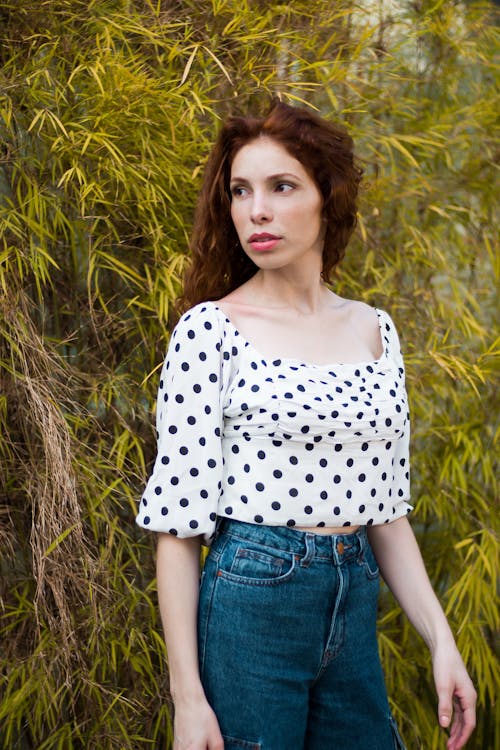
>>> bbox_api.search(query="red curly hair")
[179,100,362,312]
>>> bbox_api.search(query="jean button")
[337,541,344,555]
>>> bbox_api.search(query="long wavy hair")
[178,100,362,313]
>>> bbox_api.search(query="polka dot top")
[136,302,412,544]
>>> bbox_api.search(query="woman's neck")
[245,269,337,314]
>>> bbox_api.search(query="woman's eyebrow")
[230,172,301,184]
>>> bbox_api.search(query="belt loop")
[300,533,316,567]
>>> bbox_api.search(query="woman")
[136,101,476,750]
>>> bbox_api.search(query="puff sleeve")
[135,305,226,543]
[385,313,412,518]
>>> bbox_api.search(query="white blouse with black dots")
[135,301,412,544]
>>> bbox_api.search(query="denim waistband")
[216,518,368,564]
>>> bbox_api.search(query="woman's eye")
[230,186,248,198]
[275,183,294,193]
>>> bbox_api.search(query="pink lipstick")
[248,233,281,252]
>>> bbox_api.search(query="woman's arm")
[368,517,476,750]
[156,533,223,750]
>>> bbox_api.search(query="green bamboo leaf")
[179,45,199,86]
[43,525,78,557]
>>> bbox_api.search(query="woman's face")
[229,137,325,271]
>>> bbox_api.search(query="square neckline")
[205,301,388,370]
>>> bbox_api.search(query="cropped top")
[135,301,412,544]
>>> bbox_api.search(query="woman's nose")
[250,192,272,223]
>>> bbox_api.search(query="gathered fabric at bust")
[136,302,412,544]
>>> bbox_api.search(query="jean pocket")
[218,541,297,586]
[222,736,261,749]
[357,537,380,579]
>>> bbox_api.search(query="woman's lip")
[248,238,281,252]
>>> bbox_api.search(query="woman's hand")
[432,642,477,750]
[173,695,224,750]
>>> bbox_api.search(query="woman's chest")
[222,353,407,442]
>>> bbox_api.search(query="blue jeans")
[198,519,406,750]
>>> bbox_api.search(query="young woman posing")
[136,101,476,750]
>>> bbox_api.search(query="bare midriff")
[295,525,361,535]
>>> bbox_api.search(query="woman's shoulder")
[340,298,380,322]
[334,297,383,336]
[173,300,222,336]
[339,298,395,329]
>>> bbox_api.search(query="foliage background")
[0,0,498,748]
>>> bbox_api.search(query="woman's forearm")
[367,517,454,652]
[156,533,205,701]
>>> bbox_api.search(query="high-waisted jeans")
[198,519,406,750]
